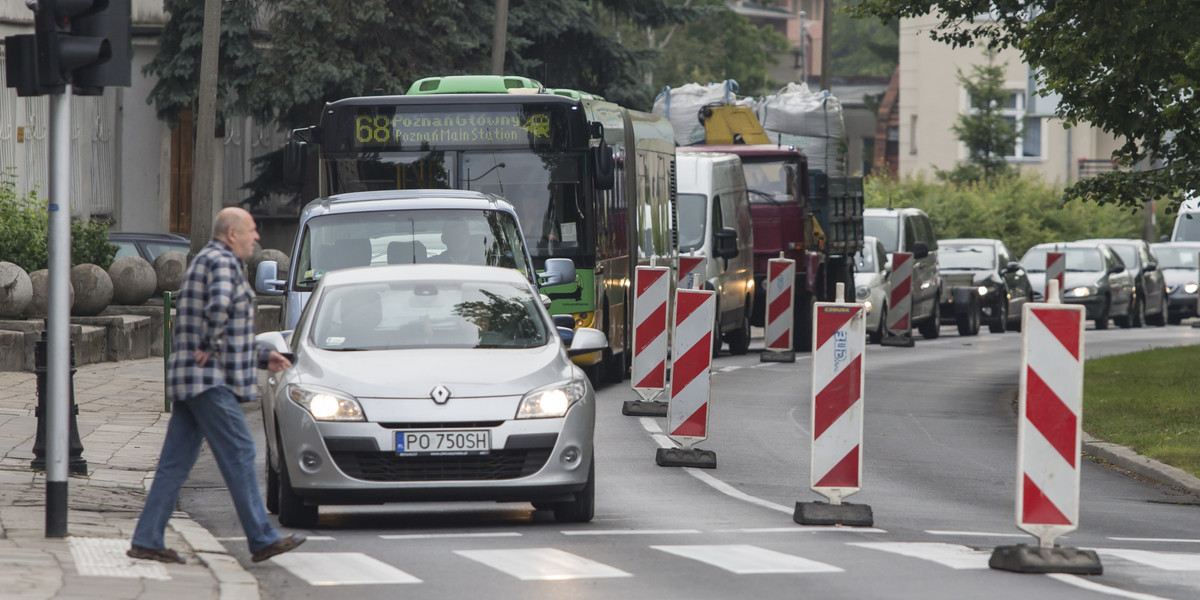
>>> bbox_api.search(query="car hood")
[1162,268,1198,287]
[1027,271,1104,290]
[294,344,574,399]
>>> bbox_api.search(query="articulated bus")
[286,75,677,383]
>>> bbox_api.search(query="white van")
[675,152,755,355]
[1171,193,1200,241]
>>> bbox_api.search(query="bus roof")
[323,93,582,111]
[679,144,806,159]
[546,88,606,101]
[407,75,544,95]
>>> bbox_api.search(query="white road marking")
[1094,548,1200,571]
[925,530,1030,538]
[1045,574,1176,600]
[850,542,991,569]
[562,529,701,536]
[71,538,169,580]
[640,417,662,433]
[720,526,887,534]
[270,552,421,585]
[216,535,336,542]
[718,366,743,372]
[455,548,631,580]
[682,467,793,514]
[379,532,521,540]
[651,544,842,574]
[1109,537,1200,544]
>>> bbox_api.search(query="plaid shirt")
[168,240,270,403]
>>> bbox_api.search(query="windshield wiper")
[747,188,780,205]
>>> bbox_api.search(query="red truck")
[679,144,860,352]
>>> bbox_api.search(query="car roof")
[301,190,518,219]
[1028,241,1109,251]
[1078,238,1144,247]
[318,263,533,288]
[941,238,1000,246]
[110,232,190,241]
[1152,240,1200,248]
[863,207,926,216]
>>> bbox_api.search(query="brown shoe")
[127,545,186,564]
[251,534,306,563]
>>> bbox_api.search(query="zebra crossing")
[254,536,1200,588]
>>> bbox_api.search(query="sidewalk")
[0,358,259,600]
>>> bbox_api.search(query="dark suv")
[109,232,191,262]
[1079,238,1167,327]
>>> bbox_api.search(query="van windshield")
[1175,213,1200,242]
[677,193,708,252]
[863,215,900,254]
[292,209,530,291]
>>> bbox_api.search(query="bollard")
[761,256,797,362]
[656,287,717,469]
[30,325,87,475]
[990,279,1101,574]
[880,252,915,347]
[624,265,671,417]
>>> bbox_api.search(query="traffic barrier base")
[989,545,1102,575]
[655,447,717,469]
[878,333,914,347]
[623,399,668,417]
[761,348,795,362]
[792,501,873,527]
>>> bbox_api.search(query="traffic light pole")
[46,89,72,538]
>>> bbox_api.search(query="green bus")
[286,75,677,383]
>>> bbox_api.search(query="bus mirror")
[589,121,604,140]
[593,141,615,190]
[282,141,307,189]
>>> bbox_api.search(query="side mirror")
[567,327,608,357]
[552,314,576,329]
[912,240,929,260]
[1109,264,1124,274]
[255,261,286,295]
[714,227,739,259]
[1005,261,1022,273]
[540,258,576,288]
[255,331,291,354]
[592,140,615,191]
[1144,262,1158,272]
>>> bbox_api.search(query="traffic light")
[10,0,131,95]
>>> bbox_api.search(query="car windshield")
[1105,244,1139,269]
[292,209,529,291]
[741,160,798,204]
[1022,247,1104,272]
[863,215,899,254]
[1154,246,1200,269]
[309,280,549,351]
[854,245,876,271]
[940,244,995,270]
[676,193,707,252]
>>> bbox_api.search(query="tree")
[831,3,897,77]
[947,53,1019,182]
[846,0,1200,212]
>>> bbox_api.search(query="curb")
[170,516,261,600]
[1083,433,1200,498]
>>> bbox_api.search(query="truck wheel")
[725,297,752,355]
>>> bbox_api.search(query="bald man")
[129,207,304,565]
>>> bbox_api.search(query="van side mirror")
[592,140,615,191]
[540,258,577,287]
[912,240,929,260]
[255,261,286,295]
[714,227,739,259]
[1004,261,1022,273]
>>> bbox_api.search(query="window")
[998,91,1042,159]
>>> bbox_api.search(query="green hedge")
[0,173,117,272]
[864,174,1174,258]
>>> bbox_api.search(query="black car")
[1080,238,1168,327]
[1150,241,1200,324]
[938,238,1031,333]
[1021,242,1136,330]
[109,232,191,263]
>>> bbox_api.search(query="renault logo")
[431,385,451,404]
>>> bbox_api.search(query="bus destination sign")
[347,107,558,150]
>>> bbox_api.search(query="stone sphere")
[0,262,33,318]
[108,255,157,305]
[248,248,290,284]
[70,264,114,316]
[153,250,188,295]
[27,269,74,318]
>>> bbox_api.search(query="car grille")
[331,449,553,482]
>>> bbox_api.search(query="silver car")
[256,264,606,527]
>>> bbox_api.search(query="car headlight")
[977,285,990,296]
[287,385,365,421]
[855,285,870,300]
[1069,286,1097,298]
[517,379,587,419]
[1187,282,1199,294]
[863,300,874,312]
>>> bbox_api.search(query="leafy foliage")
[947,54,1018,182]
[846,0,1200,212]
[0,173,117,272]
[831,2,898,77]
[865,174,1172,258]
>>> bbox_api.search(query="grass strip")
[1084,344,1200,478]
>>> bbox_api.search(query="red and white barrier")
[679,256,705,290]
[764,257,796,353]
[883,252,913,343]
[1015,279,1085,547]
[632,266,670,398]
[666,288,716,445]
[1045,252,1065,301]
[810,289,866,504]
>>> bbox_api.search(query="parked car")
[675,152,756,356]
[938,238,1031,334]
[109,232,190,262]
[1020,242,1136,329]
[255,264,607,527]
[862,207,942,339]
[853,235,888,343]
[1079,238,1167,327]
[1150,241,1200,324]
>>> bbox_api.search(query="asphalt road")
[181,322,1200,599]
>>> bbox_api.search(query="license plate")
[396,430,491,456]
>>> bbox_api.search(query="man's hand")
[267,351,293,373]
[194,349,211,367]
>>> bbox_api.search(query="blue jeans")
[132,386,282,554]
